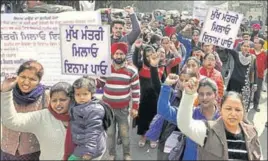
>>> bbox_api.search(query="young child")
[67,76,107,160]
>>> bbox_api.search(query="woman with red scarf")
[199,53,224,105]
[1,80,73,160]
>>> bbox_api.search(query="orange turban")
[111,42,128,56]
[252,23,261,30]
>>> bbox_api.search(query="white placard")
[199,8,243,49]
[193,1,229,23]
[0,11,101,86]
[60,24,111,76]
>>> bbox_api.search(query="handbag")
[168,132,186,161]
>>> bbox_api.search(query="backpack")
[96,99,114,131]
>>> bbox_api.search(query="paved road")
[103,91,268,160]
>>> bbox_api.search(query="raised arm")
[1,90,44,133]
[125,7,141,45]
[157,85,177,125]
[176,33,192,66]
[132,45,143,70]
[148,53,162,95]
[177,78,207,147]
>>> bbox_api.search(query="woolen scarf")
[47,104,73,161]
[13,84,45,106]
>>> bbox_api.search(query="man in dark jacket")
[110,6,141,64]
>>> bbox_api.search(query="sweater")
[157,85,220,160]
[249,49,267,79]
[177,93,262,160]
[164,26,176,37]
[101,64,140,110]
[199,67,224,101]
[1,91,66,160]
[1,91,49,155]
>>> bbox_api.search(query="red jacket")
[249,49,268,79]
[164,26,176,37]
[199,67,224,101]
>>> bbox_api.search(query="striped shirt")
[100,64,140,110]
[225,129,248,160]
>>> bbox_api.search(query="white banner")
[60,24,111,76]
[0,11,101,86]
[199,8,243,49]
[193,1,228,23]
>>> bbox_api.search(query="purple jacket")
[70,98,107,158]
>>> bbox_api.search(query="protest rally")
[1,0,267,160]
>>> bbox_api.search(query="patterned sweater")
[99,64,140,110]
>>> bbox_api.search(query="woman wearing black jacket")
[132,43,165,148]
[226,40,257,111]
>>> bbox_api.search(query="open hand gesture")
[1,74,17,92]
